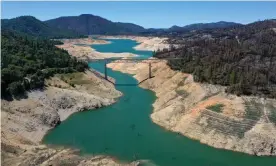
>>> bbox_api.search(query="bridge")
[88,57,182,85]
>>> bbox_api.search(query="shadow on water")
[110,77,156,86]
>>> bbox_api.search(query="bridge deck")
[88,57,182,84]
[88,57,183,63]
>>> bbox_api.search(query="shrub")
[206,104,224,113]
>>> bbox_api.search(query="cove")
[43,39,276,166]
[92,38,153,58]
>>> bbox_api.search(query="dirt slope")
[108,60,276,156]
[1,71,137,166]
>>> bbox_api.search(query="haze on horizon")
[2,1,276,28]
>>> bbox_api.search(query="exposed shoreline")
[56,36,276,156]
[55,36,170,61]
[107,60,276,156]
[1,68,140,165]
[2,35,167,166]
[1,35,150,165]
[2,70,121,142]
[56,40,137,60]
[3,35,274,166]
[99,35,170,51]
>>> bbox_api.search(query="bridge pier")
[149,63,152,78]
[95,59,156,82]
[104,60,107,80]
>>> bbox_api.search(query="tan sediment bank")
[56,36,170,61]
[1,70,140,165]
[57,39,136,60]
[0,36,170,165]
[99,35,170,51]
[58,37,110,45]
[1,36,143,165]
[107,60,276,156]
[56,37,276,156]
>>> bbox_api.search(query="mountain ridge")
[43,14,243,35]
[2,14,274,37]
[44,14,145,35]
[1,16,84,38]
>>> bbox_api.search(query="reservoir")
[43,38,276,166]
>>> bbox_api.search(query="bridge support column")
[104,60,107,80]
[149,63,152,78]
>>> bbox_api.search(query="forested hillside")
[1,30,88,98]
[140,21,241,36]
[2,15,242,36]
[45,14,145,35]
[168,21,242,32]
[154,20,276,98]
[1,16,85,39]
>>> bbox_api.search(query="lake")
[43,38,276,166]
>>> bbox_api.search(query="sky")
[2,1,276,28]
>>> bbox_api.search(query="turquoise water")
[43,39,276,166]
[92,39,153,58]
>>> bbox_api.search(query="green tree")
[230,70,236,85]
[8,82,25,96]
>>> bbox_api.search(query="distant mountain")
[115,22,145,33]
[168,25,183,31]
[45,14,145,35]
[168,21,242,32]
[141,21,242,36]
[1,16,83,38]
[1,15,245,37]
